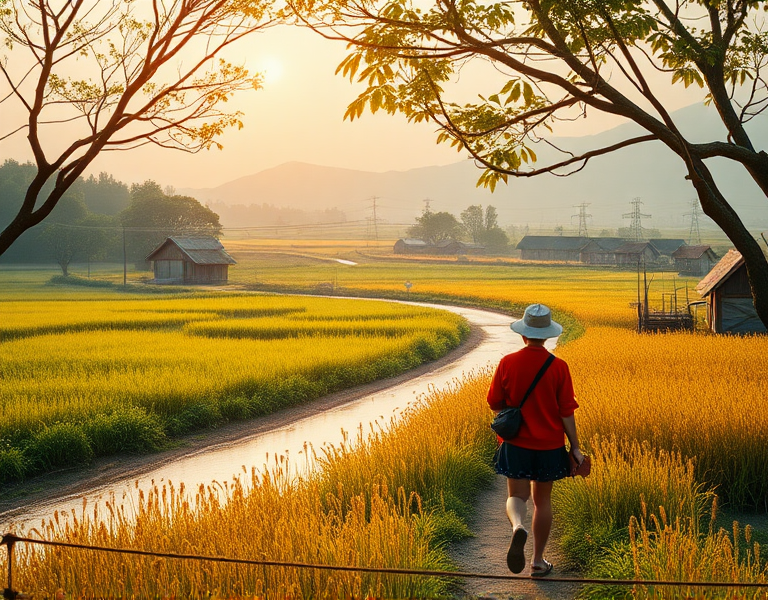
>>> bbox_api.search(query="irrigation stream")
[3,301,553,529]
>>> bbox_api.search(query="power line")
[1,534,767,593]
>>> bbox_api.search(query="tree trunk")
[691,158,768,330]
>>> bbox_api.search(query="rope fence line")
[2,533,768,594]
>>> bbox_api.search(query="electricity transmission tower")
[422,198,432,214]
[622,198,651,241]
[571,203,592,238]
[684,198,702,245]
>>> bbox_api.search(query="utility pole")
[622,197,651,241]
[369,196,380,241]
[122,226,127,286]
[684,198,702,245]
[571,203,592,238]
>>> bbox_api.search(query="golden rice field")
[5,375,496,598]
[0,292,468,482]
[2,254,767,598]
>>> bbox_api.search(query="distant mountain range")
[180,103,768,233]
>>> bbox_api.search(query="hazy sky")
[0,20,705,191]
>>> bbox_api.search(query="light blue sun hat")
[510,303,563,339]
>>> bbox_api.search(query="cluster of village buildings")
[395,235,719,276]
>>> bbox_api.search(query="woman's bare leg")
[531,480,553,568]
[506,478,530,529]
[505,478,531,573]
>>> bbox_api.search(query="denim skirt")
[493,443,570,482]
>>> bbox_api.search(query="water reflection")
[5,302,550,529]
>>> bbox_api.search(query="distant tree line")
[407,204,510,253]
[0,160,221,274]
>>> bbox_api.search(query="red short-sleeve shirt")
[487,345,578,450]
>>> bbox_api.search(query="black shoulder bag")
[491,353,555,440]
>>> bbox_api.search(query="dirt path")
[449,476,582,599]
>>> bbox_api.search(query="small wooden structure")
[615,241,660,266]
[394,239,429,255]
[635,265,694,332]
[516,235,686,265]
[649,238,687,257]
[695,249,766,334]
[579,238,626,264]
[672,245,718,276]
[146,236,236,284]
[516,236,589,262]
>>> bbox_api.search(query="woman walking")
[487,304,583,577]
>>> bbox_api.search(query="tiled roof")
[615,241,660,255]
[146,236,236,265]
[650,239,687,255]
[170,236,225,251]
[672,245,714,260]
[590,237,627,251]
[695,249,743,297]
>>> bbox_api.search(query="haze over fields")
[182,103,768,232]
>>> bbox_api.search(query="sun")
[257,56,284,86]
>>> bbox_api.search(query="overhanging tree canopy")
[0,0,274,255]
[295,0,768,327]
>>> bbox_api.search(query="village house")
[516,235,684,265]
[146,236,236,284]
[672,245,719,276]
[695,249,766,334]
[614,241,661,265]
[393,238,430,255]
[649,238,687,258]
[516,236,589,262]
[579,238,626,264]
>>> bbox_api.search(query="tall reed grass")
[3,373,495,598]
[559,327,768,509]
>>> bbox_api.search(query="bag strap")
[517,353,555,410]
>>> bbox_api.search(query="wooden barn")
[614,241,661,265]
[579,237,626,264]
[434,240,486,255]
[672,244,719,276]
[393,239,429,254]
[516,236,589,262]
[649,238,687,257]
[146,236,236,284]
[695,249,766,334]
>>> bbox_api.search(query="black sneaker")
[506,526,527,574]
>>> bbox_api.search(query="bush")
[27,422,94,470]
[0,447,29,481]
[84,407,167,455]
[47,275,114,288]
